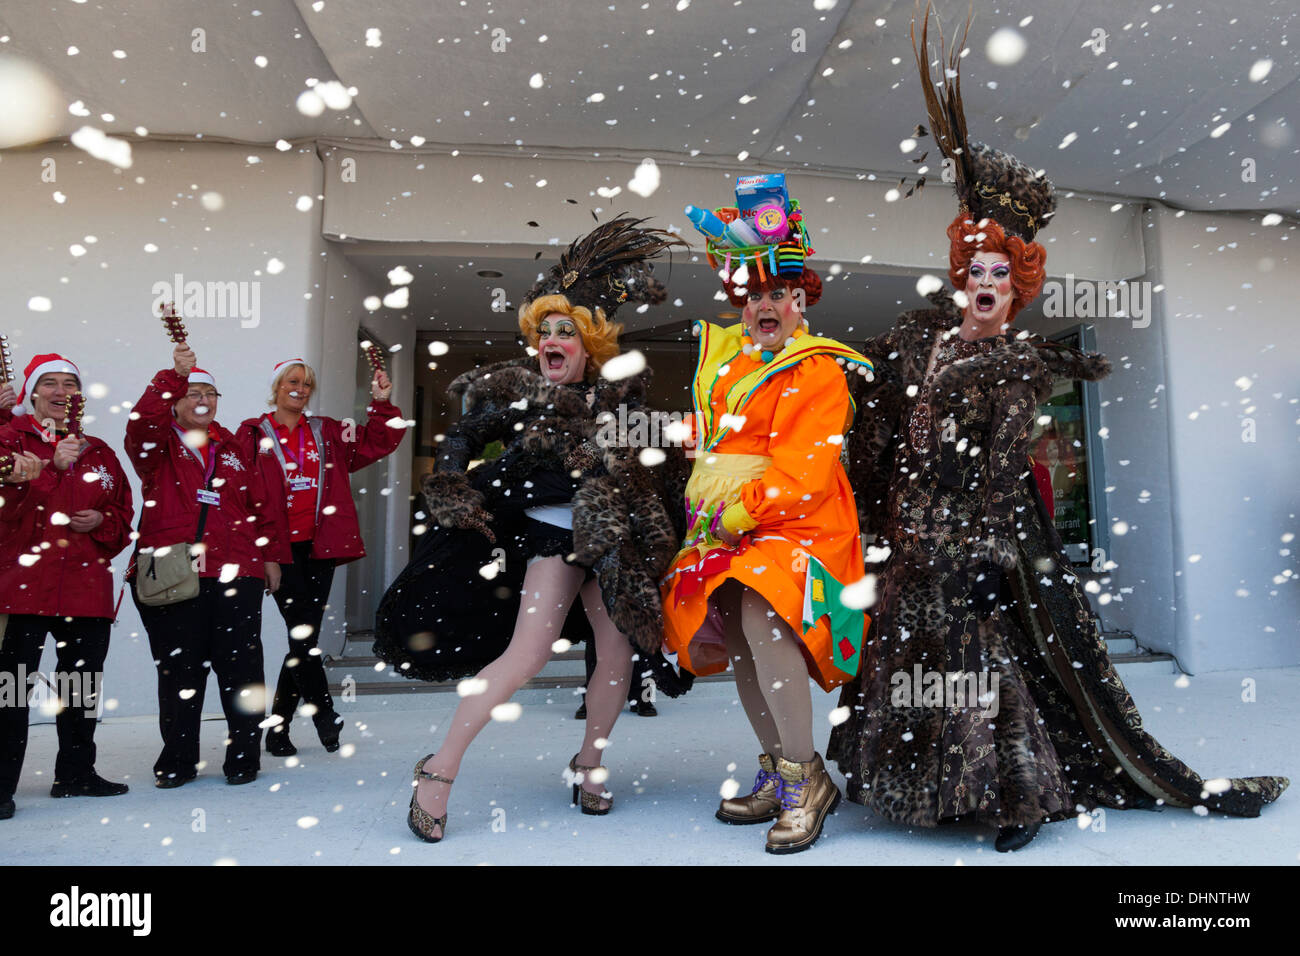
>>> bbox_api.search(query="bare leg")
[574,576,635,810]
[718,581,783,757]
[415,557,586,836]
[740,587,814,763]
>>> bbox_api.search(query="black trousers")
[270,542,338,732]
[134,577,265,779]
[0,615,111,798]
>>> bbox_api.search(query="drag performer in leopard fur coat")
[374,353,690,687]
[379,217,691,843]
[827,8,1288,853]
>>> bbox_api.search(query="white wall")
[1149,206,1300,672]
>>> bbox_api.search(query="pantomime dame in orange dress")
[662,186,874,854]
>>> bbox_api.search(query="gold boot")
[716,753,782,825]
[765,753,840,855]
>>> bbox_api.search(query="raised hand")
[173,342,197,377]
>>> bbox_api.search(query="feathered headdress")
[522,215,688,321]
[912,5,1056,241]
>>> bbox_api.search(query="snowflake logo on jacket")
[307,449,320,463]
[90,464,115,490]
[221,451,246,472]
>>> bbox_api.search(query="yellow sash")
[678,452,771,561]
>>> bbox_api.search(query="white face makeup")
[31,373,79,423]
[537,313,588,384]
[963,251,1014,332]
[742,285,802,351]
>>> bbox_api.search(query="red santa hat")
[270,358,308,390]
[188,367,217,389]
[14,353,81,417]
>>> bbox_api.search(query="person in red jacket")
[0,354,134,819]
[236,358,405,756]
[125,342,280,788]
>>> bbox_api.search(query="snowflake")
[90,464,114,490]
[221,451,245,472]
[306,449,320,463]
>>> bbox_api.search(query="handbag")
[134,484,212,607]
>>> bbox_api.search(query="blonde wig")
[517,293,622,379]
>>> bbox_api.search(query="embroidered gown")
[828,292,1289,825]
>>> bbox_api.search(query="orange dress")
[661,322,873,691]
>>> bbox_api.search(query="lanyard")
[282,424,309,472]
[173,424,216,485]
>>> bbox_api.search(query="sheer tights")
[415,556,634,836]
[719,580,815,763]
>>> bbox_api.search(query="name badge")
[289,476,314,492]
[196,488,221,506]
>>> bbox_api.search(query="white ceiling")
[3,0,1297,214]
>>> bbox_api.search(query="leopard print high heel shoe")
[567,754,612,816]
[408,754,454,843]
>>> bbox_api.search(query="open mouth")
[976,293,997,312]
[757,317,780,335]
[543,347,566,371]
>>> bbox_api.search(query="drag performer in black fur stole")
[373,217,691,843]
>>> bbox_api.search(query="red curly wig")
[945,215,1047,322]
[721,267,823,311]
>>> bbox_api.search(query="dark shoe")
[574,701,587,720]
[995,822,1042,853]
[315,713,344,753]
[1127,792,1161,811]
[51,773,129,798]
[629,699,658,717]
[226,770,258,786]
[266,727,297,757]
[154,770,197,790]
[0,798,14,820]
